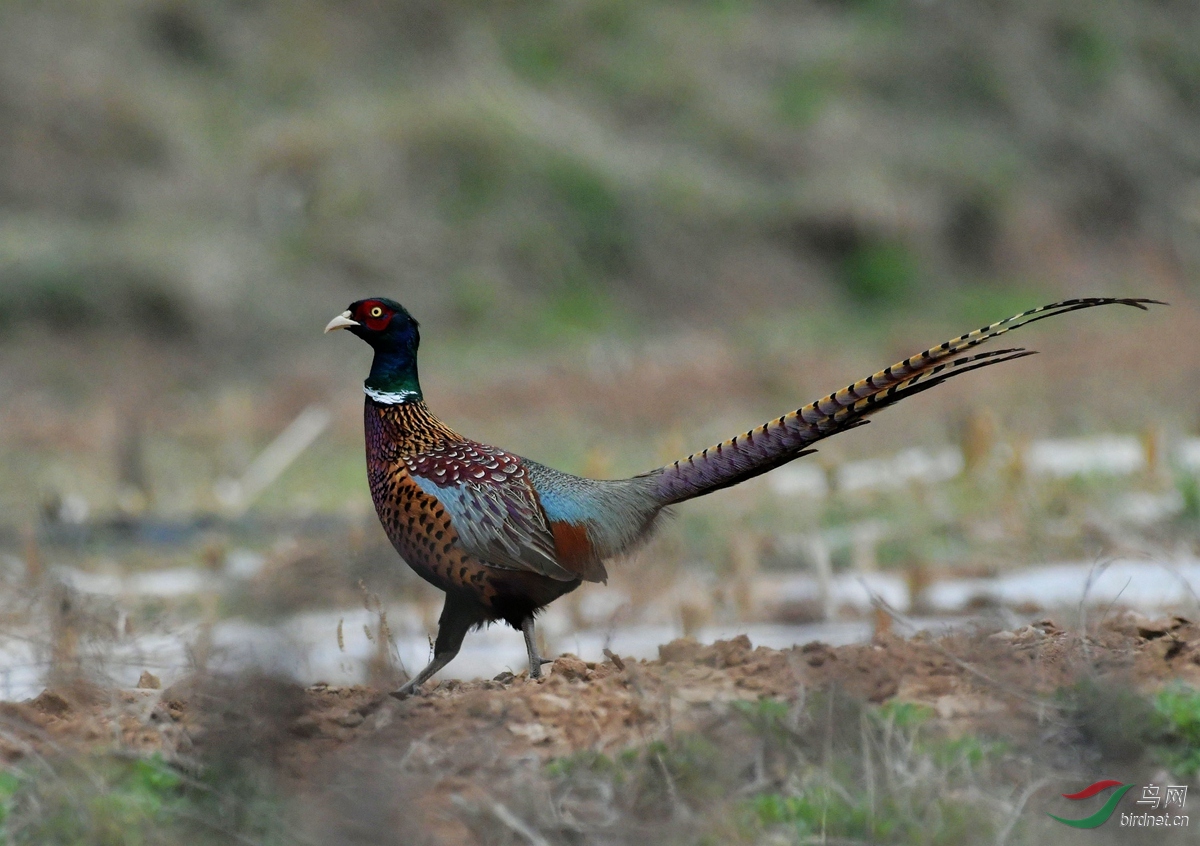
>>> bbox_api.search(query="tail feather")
[645,297,1162,506]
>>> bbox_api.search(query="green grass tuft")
[876,700,935,729]
[1153,684,1200,777]
[6,755,184,846]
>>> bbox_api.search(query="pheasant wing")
[403,442,578,581]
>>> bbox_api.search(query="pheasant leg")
[522,617,554,679]
[391,593,477,698]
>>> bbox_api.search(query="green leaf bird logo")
[1048,780,1132,828]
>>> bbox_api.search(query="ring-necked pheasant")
[326,296,1160,696]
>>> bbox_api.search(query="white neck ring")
[364,385,419,405]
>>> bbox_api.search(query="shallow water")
[4,553,1197,702]
[0,613,938,702]
[923,558,1200,614]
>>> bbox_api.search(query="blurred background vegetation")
[2,0,1199,335]
[0,0,1197,573]
[3,5,1200,843]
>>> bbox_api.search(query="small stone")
[30,690,71,717]
[659,637,702,664]
[371,705,394,731]
[493,671,515,684]
[508,722,550,743]
[290,715,320,737]
[712,635,753,667]
[137,671,161,690]
[530,693,573,715]
[552,654,589,681]
[934,693,1005,719]
[603,649,625,671]
[800,641,834,666]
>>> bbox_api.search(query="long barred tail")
[645,297,1162,506]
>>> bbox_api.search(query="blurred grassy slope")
[0,0,1196,531]
[0,0,1197,352]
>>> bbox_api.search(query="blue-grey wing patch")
[403,444,576,581]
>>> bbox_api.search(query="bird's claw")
[528,654,556,680]
[390,680,419,700]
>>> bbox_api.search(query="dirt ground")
[3,612,1199,843]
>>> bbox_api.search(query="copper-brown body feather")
[365,400,584,629]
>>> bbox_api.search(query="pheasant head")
[326,297,422,403]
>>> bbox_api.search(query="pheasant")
[326,296,1159,696]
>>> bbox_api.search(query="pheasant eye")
[370,306,383,318]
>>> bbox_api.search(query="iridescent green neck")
[365,348,422,404]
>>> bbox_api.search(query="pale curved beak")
[324,311,359,333]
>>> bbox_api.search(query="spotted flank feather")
[647,297,1163,505]
[404,442,578,581]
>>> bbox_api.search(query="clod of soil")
[3,612,1199,841]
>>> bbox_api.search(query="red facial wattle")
[357,301,392,332]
